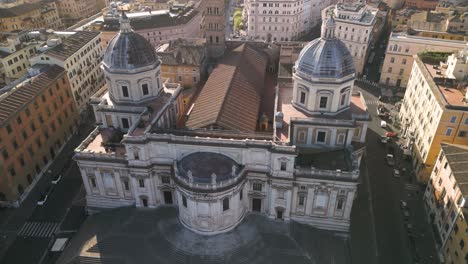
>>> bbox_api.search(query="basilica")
[74,12,370,234]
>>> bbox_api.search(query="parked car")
[385,131,398,138]
[37,185,53,206]
[37,193,49,206]
[387,146,395,155]
[386,154,395,166]
[393,169,400,178]
[380,136,389,144]
[51,174,62,185]
[380,120,387,128]
[400,200,408,209]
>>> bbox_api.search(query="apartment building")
[244,0,337,42]
[30,31,105,113]
[399,51,468,182]
[323,2,378,75]
[379,32,467,88]
[156,38,207,90]
[423,143,468,263]
[93,7,201,49]
[0,33,42,85]
[0,1,62,32]
[55,0,98,27]
[409,10,468,38]
[0,64,79,206]
[405,0,439,10]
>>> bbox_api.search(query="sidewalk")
[0,122,94,261]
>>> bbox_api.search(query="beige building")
[399,51,468,182]
[30,31,105,113]
[91,7,201,49]
[0,1,63,32]
[323,2,378,75]
[409,10,468,37]
[423,143,468,263]
[56,0,98,27]
[379,32,467,88]
[0,33,42,85]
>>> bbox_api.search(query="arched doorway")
[140,195,148,207]
[275,207,285,220]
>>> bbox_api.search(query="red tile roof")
[185,44,267,132]
[0,65,65,126]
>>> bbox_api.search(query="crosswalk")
[18,222,59,238]
[404,184,419,192]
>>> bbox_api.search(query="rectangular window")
[161,176,170,184]
[316,131,326,143]
[90,178,97,188]
[121,118,129,129]
[298,195,305,206]
[123,180,130,191]
[340,93,347,106]
[459,131,466,137]
[450,116,457,123]
[300,92,306,104]
[280,161,287,171]
[139,179,145,188]
[6,124,12,134]
[319,97,328,108]
[182,195,187,207]
[223,198,229,211]
[122,86,129,97]
[446,128,453,136]
[142,84,149,95]
[253,182,262,191]
[336,198,344,210]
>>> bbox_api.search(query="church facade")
[74,13,369,234]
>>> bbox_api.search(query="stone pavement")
[57,207,351,264]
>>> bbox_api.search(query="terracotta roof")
[185,44,267,132]
[0,65,65,126]
[0,2,41,17]
[45,31,100,61]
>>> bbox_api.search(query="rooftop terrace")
[417,53,468,109]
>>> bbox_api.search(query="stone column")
[330,129,337,146]
[360,123,368,142]
[343,190,355,220]
[306,127,313,145]
[94,170,105,196]
[346,129,354,146]
[80,168,91,194]
[114,171,124,198]
[305,187,314,215]
[327,190,338,217]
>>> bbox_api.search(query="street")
[352,84,439,264]
[0,123,92,264]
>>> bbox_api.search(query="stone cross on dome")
[119,11,132,33]
[321,12,336,40]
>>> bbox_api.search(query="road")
[353,84,438,264]
[0,123,92,264]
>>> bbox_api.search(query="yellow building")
[423,143,468,263]
[56,0,98,27]
[0,2,63,32]
[443,209,468,264]
[399,51,468,183]
[0,33,41,85]
[156,38,207,107]
[0,65,79,206]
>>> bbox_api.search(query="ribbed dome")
[103,13,159,71]
[294,15,355,80]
